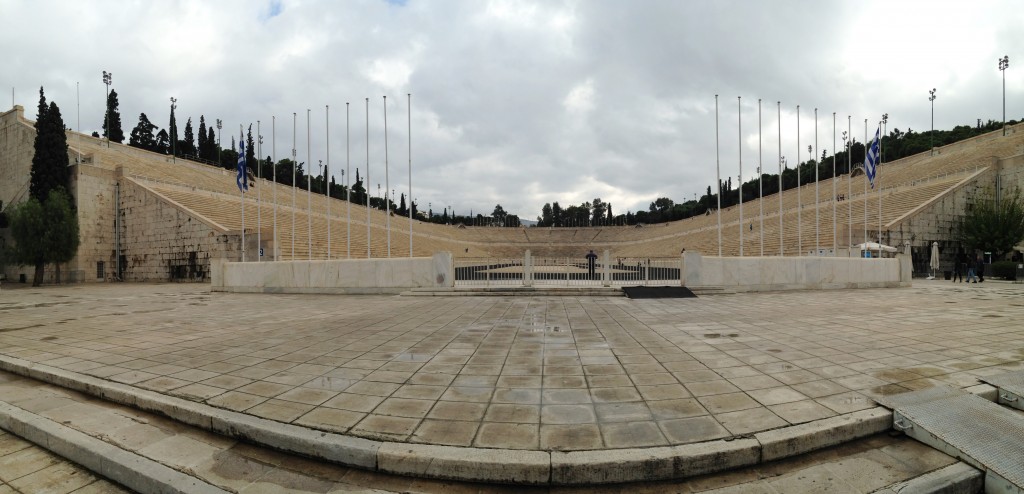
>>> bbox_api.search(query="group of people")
[951,251,985,283]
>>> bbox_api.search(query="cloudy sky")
[3,0,1021,219]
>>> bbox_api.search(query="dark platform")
[622,285,697,299]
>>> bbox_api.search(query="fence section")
[454,253,680,287]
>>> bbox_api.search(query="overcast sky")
[3,0,1022,219]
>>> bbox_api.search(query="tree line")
[536,118,1017,227]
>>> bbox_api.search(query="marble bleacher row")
[65,122,1022,259]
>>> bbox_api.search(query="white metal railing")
[454,253,681,287]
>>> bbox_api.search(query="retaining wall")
[682,252,911,292]
[211,252,455,294]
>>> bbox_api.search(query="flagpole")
[240,125,246,263]
[758,98,763,256]
[715,95,722,257]
[738,96,743,257]
[326,105,331,260]
[796,105,801,256]
[292,112,297,259]
[366,97,371,259]
[257,120,262,262]
[777,101,783,256]
[408,93,413,258]
[814,108,819,256]
[863,118,868,247]
[847,115,851,254]
[346,102,351,259]
[832,112,837,255]
[307,109,312,261]
[879,115,887,244]
[383,95,391,258]
[273,115,277,261]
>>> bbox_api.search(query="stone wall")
[888,151,1024,272]
[118,179,234,281]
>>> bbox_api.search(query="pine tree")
[197,116,208,160]
[102,89,124,143]
[155,129,169,154]
[128,113,157,151]
[29,88,69,202]
[183,117,196,156]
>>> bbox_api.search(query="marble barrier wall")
[211,252,454,294]
[682,252,911,292]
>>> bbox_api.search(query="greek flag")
[236,136,248,193]
[864,126,880,188]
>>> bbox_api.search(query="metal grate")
[889,386,1024,491]
[981,369,1024,412]
[981,369,1024,395]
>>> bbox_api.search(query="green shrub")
[989,261,1019,280]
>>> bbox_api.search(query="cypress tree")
[207,126,217,162]
[245,125,256,181]
[168,103,179,156]
[102,89,124,143]
[29,88,69,202]
[198,116,208,160]
[183,117,196,156]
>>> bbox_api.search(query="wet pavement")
[0,279,1020,491]
[0,368,959,493]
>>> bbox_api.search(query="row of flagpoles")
[234,95,413,262]
[713,95,885,257]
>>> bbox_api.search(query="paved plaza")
[0,280,1022,489]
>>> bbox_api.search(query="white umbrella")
[928,242,940,279]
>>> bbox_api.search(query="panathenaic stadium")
[1,104,1023,287]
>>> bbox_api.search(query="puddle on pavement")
[871,369,921,382]
[869,384,911,397]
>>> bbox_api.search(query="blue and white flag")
[236,135,248,193]
[864,126,880,188]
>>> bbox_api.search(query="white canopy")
[855,242,898,253]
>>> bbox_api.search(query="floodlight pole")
[928,88,936,153]
[102,71,111,148]
[1000,56,1010,136]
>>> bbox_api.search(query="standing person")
[966,252,978,283]
[952,251,965,283]
[585,250,597,278]
[976,254,985,283]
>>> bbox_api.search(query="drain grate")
[882,386,1024,492]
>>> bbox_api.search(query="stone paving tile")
[658,415,730,444]
[2,281,1023,458]
[715,408,787,436]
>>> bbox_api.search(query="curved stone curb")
[875,462,984,494]
[0,401,227,494]
[0,355,895,485]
